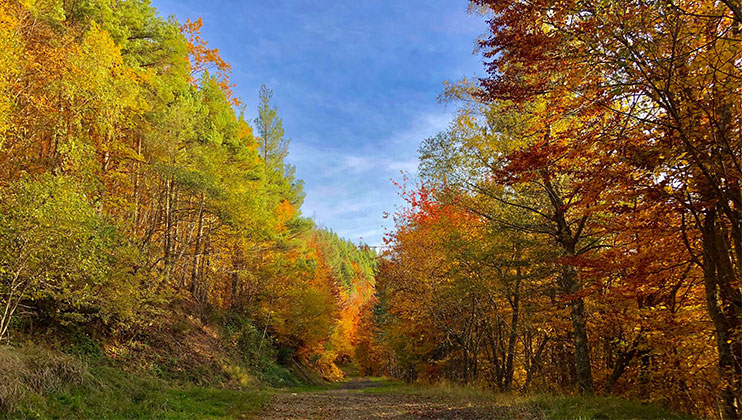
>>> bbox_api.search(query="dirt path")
[257,378,503,419]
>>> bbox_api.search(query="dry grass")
[0,345,90,411]
[360,379,693,419]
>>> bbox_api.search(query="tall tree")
[472,0,742,414]
[255,85,290,177]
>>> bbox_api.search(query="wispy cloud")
[288,110,453,246]
[151,0,486,246]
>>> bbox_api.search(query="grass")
[0,346,270,420]
[528,394,693,420]
[0,345,90,413]
[0,344,695,420]
[12,365,270,419]
[360,378,693,420]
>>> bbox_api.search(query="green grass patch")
[361,380,692,420]
[1,349,270,420]
[528,394,692,420]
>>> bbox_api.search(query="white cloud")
[286,110,454,246]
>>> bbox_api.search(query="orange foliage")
[180,18,239,106]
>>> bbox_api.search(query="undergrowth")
[0,309,331,419]
[219,313,300,387]
[0,345,270,419]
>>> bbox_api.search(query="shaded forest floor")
[257,377,690,420]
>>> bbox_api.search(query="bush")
[0,176,142,340]
[220,313,299,386]
[64,334,105,359]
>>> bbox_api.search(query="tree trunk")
[231,248,242,308]
[163,177,174,284]
[701,207,742,419]
[190,193,205,295]
[504,269,521,390]
[563,265,594,394]
[132,136,142,229]
[542,175,595,394]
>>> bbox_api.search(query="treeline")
[358,1,742,418]
[0,0,375,380]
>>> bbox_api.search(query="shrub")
[220,313,299,386]
[0,175,141,340]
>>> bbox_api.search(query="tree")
[420,100,601,393]
[472,0,742,414]
[0,176,136,341]
[255,86,289,176]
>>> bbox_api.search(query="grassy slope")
[5,362,270,420]
[0,314,286,420]
[0,307,334,419]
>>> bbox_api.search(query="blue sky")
[150,0,486,246]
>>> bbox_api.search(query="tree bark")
[504,269,521,390]
[163,177,174,284]
[701,207,742,419]
[190,193,205,295]
[543,176,595,394]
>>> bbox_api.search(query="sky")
[150,0,487,247]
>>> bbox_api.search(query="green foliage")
[0,176,139,338]
[255,85,289,176]
[63,334,105,359]
[220,313,299,387]
[255,84,305,210]
[312,229,377,292]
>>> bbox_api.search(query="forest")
[0,0,740,419]
[0,0,379,415]
[357,1,742,419]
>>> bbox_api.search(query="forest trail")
[257,377,504,420]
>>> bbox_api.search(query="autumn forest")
[0,0,741,419]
